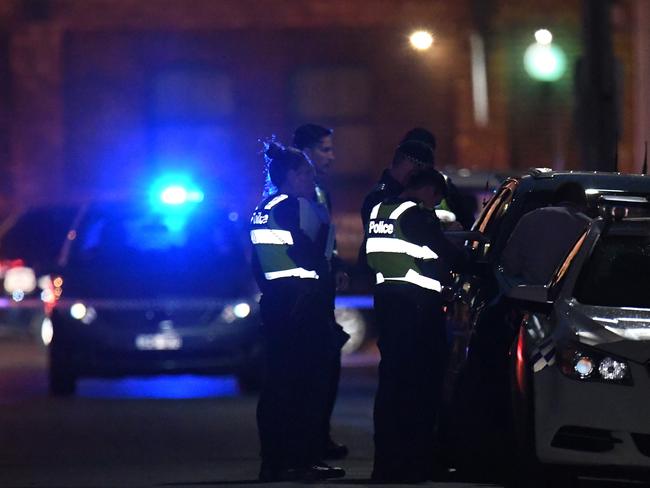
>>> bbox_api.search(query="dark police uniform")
[313,184,350,459]
[361,170,474,232]
[366,197,461,482]
[250,192,332,474]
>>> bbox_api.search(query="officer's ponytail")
[261,138,309,197]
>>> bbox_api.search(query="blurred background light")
[149,173,204,210]
[409,30,434,51]
[70,302,87,320]
[534,28,553,45]
[233,302,251,319]
[77,375,238,399]
[524,42,567,82]
[160,186,188,205]
[41,317,53,346]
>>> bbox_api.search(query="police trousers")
[372,283,448,479]
[257,282,331,469]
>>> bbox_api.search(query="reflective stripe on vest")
[252,194,319,281]
[369,203,382,220]
[366,237,438,260]
[250,229,294,245]
[368,200,416,221]
[315,186,328,207]
[389,201,417,219]
[264,194,288,210]
[264,267,319,280]
[376,270,442,292]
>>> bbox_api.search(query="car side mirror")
[507,284,552,304]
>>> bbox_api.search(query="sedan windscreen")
[65,205,252,298]
[0,206,77,271]
[573,234,650,308]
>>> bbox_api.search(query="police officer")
[358,140,435,281]
[400,127,475,230]
[366,168,462,483]
[360,139,434,231]
[292,123,349,460]
[250,141,345,482]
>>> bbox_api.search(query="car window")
[471,180,517,256]
[573,234,650,308]
[65,204,252,298]
[548,229,589,297]
[476,180,519,233]
[0,207,77,270]
[488,185,560,259]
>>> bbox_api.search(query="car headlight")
[559,344,632,384]
[221,301,252,323]
[598,357,628,381]
[69,302,97,325]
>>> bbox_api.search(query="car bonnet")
[565,300,650,363]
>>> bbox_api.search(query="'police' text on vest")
[369,220,395,235]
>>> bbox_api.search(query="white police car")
[506,199,650,479]
[444,172,650,484]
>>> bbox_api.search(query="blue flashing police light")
[148,175,205,233]
[149,174,204,209]
[160,185,205,206]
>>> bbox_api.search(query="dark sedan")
[47,193,261,396]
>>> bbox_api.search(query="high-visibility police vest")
[366,200,442,292]
[314,185,337,262]
[250,194,320,281]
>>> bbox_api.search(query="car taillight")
[0,259,25,278]
[3,266,37,294]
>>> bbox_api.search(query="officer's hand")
[441,286,456,302]
[335,270,350,292]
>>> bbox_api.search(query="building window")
[149,69,235,179]
[152,70,234,122]
[291,66,372,175]
[291,66,370,119]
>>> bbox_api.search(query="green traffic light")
[524,42,567,82]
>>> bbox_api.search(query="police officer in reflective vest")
[250,141,345,482]
[367,168,462,483]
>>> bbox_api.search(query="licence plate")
[135,332,182,351]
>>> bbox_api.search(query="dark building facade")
[0,0,645,259]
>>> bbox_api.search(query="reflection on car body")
[521,216,650,466]
[47,198,262,396]
[444,170,650,480]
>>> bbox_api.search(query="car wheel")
[48,343,77,396]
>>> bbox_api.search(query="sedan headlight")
[221,301,252,323]
[598,357,628,381]
[69,302,97,325]
[559,344,632,384]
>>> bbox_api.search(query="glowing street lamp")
[410,30,434,51]
[534,28,553,45]
[524,29,567,82]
